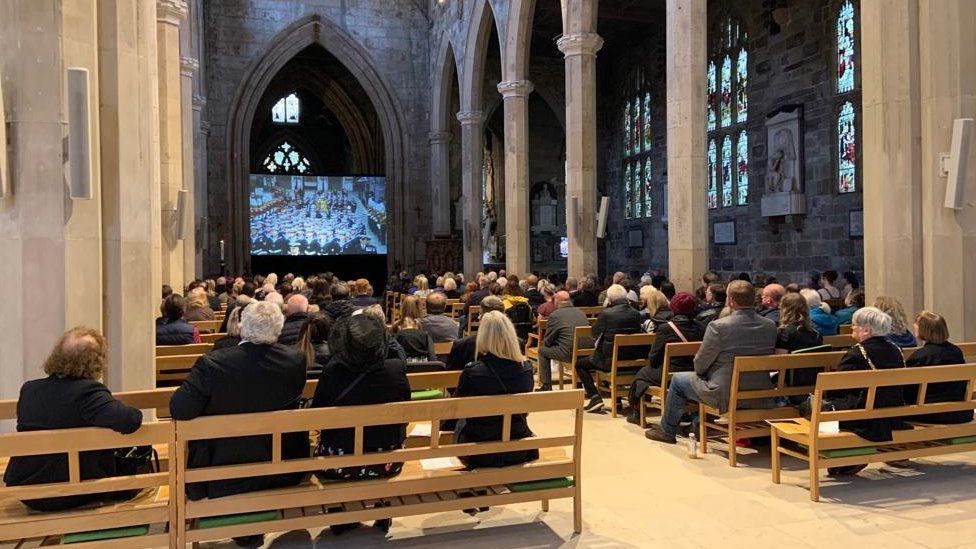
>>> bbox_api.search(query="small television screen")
[559,236,568,259]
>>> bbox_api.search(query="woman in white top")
[817,270,842,301]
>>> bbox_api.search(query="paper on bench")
[408,423,432,437]
[819,421,840,434]
[420,457,463,471]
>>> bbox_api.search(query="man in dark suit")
[646,280,776,444]
[536,291,590,391]
[170,300,308,549]
[575,285,642,412]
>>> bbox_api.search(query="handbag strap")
[855,341,906,371]
[667,321,689,343]
[334,370,370,404]
[483,361,509,393]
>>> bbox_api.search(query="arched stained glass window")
[707,61,717,131]
[736,49,748,123]
[272,93,300,124]
[624,163,633,218]
[642,92,653,151]
[838,101,857,193]
[720,55,732,127]
[632,95,642,155]
[643,158,653,216]
[736,131,749,205]
[837,1,856,94]
[721,136,733,207]
[707,140,718,209]
[623,101,632,157]
[262,141,310,174]
[633,162,643,218]
[621,67,654,219]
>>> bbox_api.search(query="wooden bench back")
[823,334,855,348]
[466,305,482,336]
[610,333,655,372]
[838,324,852,335]
[189,319,223,333]
[156,354,202,384]
[156,343,213,357]
[659,341,703,386]
[449,302,465,319]
[571,326,595,361]
[199,332,225,344]
[578,306,604,318]
[728,351,847,408]
[433,341,454,358]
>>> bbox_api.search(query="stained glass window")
[623,101,631,157]
[736,49,748,123]
[838,101,857,193]
[642,92,652,152]
[643,158,653,217]
[624,164,633,218]
[633,162,643,218]
[736,131,749,205]
[837,1,856,94]
[721,136,733,207]
[720,55,732,127]
[707,140,718,209]
[633,96,642,154]
[707,61,717,131]
[262,141,310,174]
[272,93,300,124]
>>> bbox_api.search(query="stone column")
[557,33,603,279]
[457,110,485,278]
[665,0,708,293]
[429,131,453,236]
[98,0,160,392]
[497,80,534,277]
[180,55,198,281]
[918,0,976,340]
[861,0,924,313]
[157,0,187,291]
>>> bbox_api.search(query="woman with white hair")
[442,277,460,299]
[825,306,907,476]
[800,288,839,336]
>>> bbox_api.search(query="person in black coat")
[277,294,309,345]
[694,282,727,330]
[4,328,143,511]
[575,286,643,413]
[155,294,200,345]
[298,311,332,377]
[775,293,825,394]
[628,293,704,421]
[169,301,309,503]
[571,277,600,307]
[323,282,355,322]
[454,311,538,469]
[904,311,972,424]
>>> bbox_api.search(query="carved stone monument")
[761,105,806,218]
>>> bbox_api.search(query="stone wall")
[601,0,864,285]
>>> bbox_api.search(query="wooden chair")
[822,334,855,348]
[465,306,482,337]
[433,341,454,361]
[449,302,465,319]
[199,332,225,344]
[699,351,846,466]
[171,390,585,545]
[578,306,604,318]
[639,342,703,427]
[156,343,213,357]
[559,326,594,390]
[524,319,549,363]
[771,363,976,501]
[189,319,222,334]
[593,333,654,417]
[837,324,852,335]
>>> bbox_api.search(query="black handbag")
[113,445,159,476]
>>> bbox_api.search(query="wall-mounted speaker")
[175,189,189,240]
[945,118,972,210]
[567,195,579,239]
[596,196,609,238]
[66,67,92,200]
[0,76,8,199]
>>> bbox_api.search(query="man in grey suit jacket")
[646,280,776,444]
[536,292,591,391]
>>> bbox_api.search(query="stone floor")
[207,407,976,548]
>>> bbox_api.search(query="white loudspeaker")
[945,118,973,210]
[175,189,189,240]
[567,195,579,239]
[0,76,8,198]
[596,196,609,238]
[66,67,92,200]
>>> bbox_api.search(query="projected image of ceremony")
[249,174,388,256]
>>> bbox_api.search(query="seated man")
[645,281,776,444]
[575,284,642,412]
[446,295,505,370]
[536,291,591,392]
[758,283,785,323]
[419,292,460,342]
[277,294,309,345]
[155,293,201,345]
[170,300,309,545]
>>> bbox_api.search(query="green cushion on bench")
[798,444,877,458]
[943,435,976,445]
[506,477,574,493]
[411,389,444,401]
[197,511,279,529]
[791,344,832,354]
[62,525,150,544]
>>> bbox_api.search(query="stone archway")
[224,14,407,273]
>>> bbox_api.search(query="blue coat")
[833,306,857,326]
[810,307,839,336]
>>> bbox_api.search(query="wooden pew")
[699,351,847,466]
[199,332,226,344]
[824,298,846,312]
[771,363,976,501]
[822,334,855,348]
[156,343,213,357]
[0,422,177,548]
[449,302,465,319]
[594,333,654,417]
[578,306,604,319]
[156,355,202,386]
[171,390,585,545]
[837,324,852,335]
[639,342,703,427]
[465,306,482,337]
[433,341,454,362]
[189,319,222,334]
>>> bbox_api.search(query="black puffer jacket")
[278,312,308,345]
[323,300,354,322]
[155,317,197,345]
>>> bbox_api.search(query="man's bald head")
[762,283,786,308]
[286,293,309,315]
[426,291,447,314]
[554,291,572,308]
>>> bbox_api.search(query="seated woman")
[776,293,825,398]
[454,311,538,468]
[800,289,839,336]
[833,288,864,326]
[155,294,201,345]
[874,295,918,348]
[312,314,410,533]
[184,287,216,321]
[628,292,703,424]
[212,298,249,351]
[4,328,143,511]
[639,285,673,333]
[392,296,436,361]
[904,311,972,424]
[298,311,332,376]
[827,307,907,476]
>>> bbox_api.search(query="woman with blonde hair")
[391,295,435,361]
[184,286,216,321]
[453,311,537,470]
[640,285,672,332]
[873,295,917,348]
[412,275,432,299]
[292,276,306,295]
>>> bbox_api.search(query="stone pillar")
[157,0,187,291]
[861,0,924,313]
[457,110,485,278]
[665,0,709,293]
[98,0,160,392]
[497,80,534,277]
[557,33,603,279]
[429,131,453,236]
[918,0,976,339]
[180,55,197,281]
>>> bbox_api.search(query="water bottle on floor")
[688,433,698,459]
